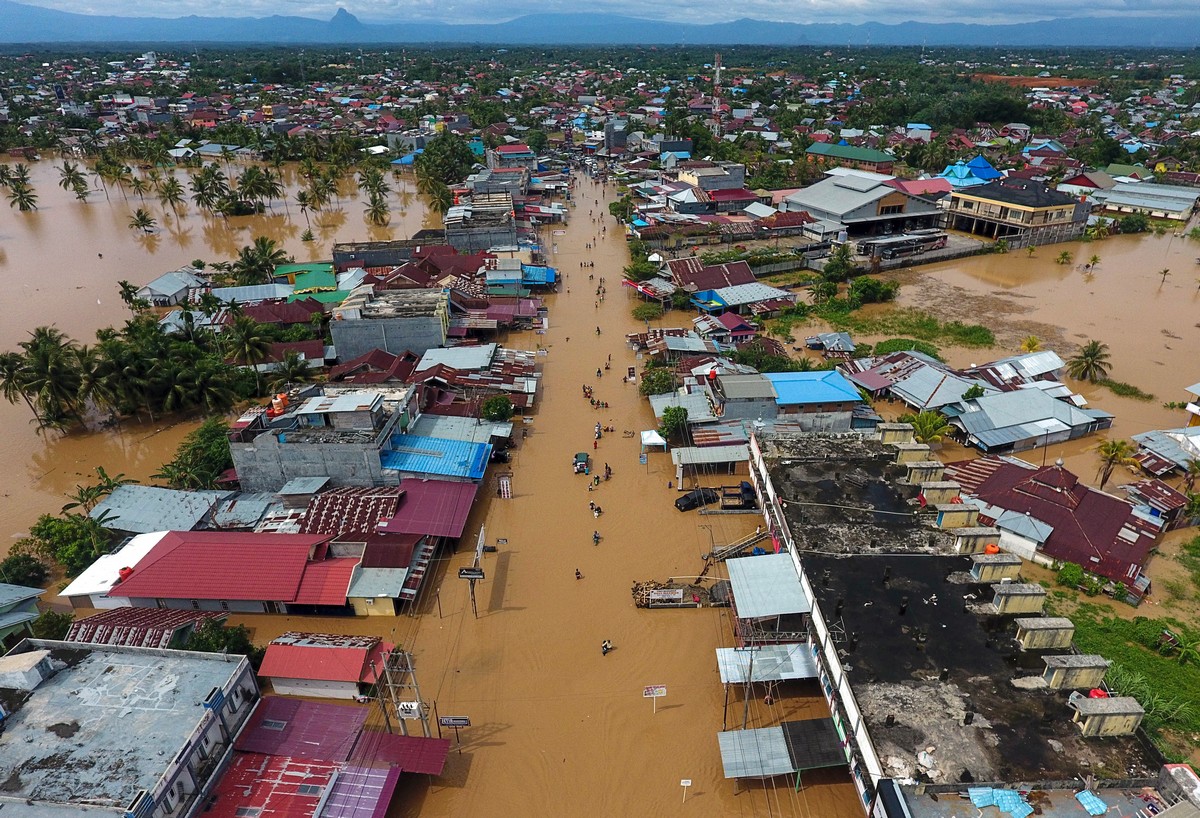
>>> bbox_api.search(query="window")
[261,719,288,731]
[878,204,903,216]
[220,600,230,611]
[960,199,974,210]
[190,600,200,610]
[296,785,323,796]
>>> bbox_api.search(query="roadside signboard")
[439,716,471,727]
[459,567,485,581]
[643,684,667,714]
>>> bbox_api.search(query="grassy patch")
[872,338,943,361]
[1097,379,1155,401]
[1179,535,1200,594]
[826,307,995,348]
[1069,603,1200,757]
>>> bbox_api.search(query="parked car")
[674,487,720,512]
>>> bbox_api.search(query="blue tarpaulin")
[1075,791,1108,816]
[968,788,1033,818]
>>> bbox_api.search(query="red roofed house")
[65,607,227,648]
[943,457,1158,599]
[258,632,392,699]
[68,530,358,614]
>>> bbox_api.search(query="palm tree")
[7,181,38,211]
[1159,268,1171,285]
[296,190,313,226]
[1066,340,1112,382]
[1087,254,1101,268]
[1182,459,1200,495]
[58,160,87,193]
[72,179,90,202]
[225,315,271,395]
[1095,438,1137,490]
[1019,336,1043,353]
[898,410,954,445]
[117,280,141,315]
[158,176,185,216]
[61,466,135,513]
[128,208,157,233]
[1056,250,1073,265]
[129,176,150,202]
[230,236,291,286]
[17,326,82,432]
[0,350,40,425]
[429,182,453,215]
[365,194,390,226]
[270,350,312,390]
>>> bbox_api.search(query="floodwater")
[0,156,437,546]
[228,175,863,816]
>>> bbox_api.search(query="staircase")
[699,530,771,578]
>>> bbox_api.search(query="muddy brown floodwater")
[0,157,439,547]
[226,175,863,817]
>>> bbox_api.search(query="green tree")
[414,133,476,185]
[1019,335,1043,353]
[230,236,291,286]
[31,610,74,640]
[225,315,272,394]
[670,289,693,311]
[128,208,157,233]
[898,410,954,445]
[1056,250,1073,265]
[154,417,233,490]
[480,394,515,422]
[639,368,675,396]
[822,243,859,283]
[961,384,987,400]
[28,513,110,575]
[183,619,264,666]
[7,180,38,211]
[268,350,312,391]
[1067,340,1112,382]
[0,553,48,587]
[660,405,689,441]
[1095,438,1137,490]
[158,176,186,217]
[1056,561,1084,588]
[632,303,664,322]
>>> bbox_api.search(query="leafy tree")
[822,243,859,283]
[1118,213,1149,234]
[898,410,954,445]
[225,315,272,394]
[480,394,515,422]
[632,303,664,322]
[28,513,111,576]
[31,610,74,641]
[0,553,48,587]
[414,133,476,185]
[1095,438,1137,490]
[128,208,155,233]
[660,405,689,441]
[230,236,290,286]
[154,417,233,490]
[639,368,675,396]
[184,619,264,667]
[670,289,693,311]
[1056,561,1084,588]
[1067,340,1112,382]
[848,276,899,305]
[961,384,987,400]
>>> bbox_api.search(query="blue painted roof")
[522,265,557,284]
[764,371,862,406]
[383,434,491,480]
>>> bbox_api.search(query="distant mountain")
[0,1,1196,46]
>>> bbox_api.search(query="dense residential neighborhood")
[1,40,1200,818]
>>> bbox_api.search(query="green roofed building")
[806,142,896,173]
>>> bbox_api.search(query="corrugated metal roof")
[671,445,750,466]
[60,531,169,599]
[65,608,226,648]
[0,582,43,608]
[416,343,497,372]
[379,479,480,539]
[716,644,818,684]
[294,558,358,606]
[90,485,226,534]
[346,566,409,599]
[236,698,366,762]
[727,553,811,619]
[718,727,794,778]
[765,370,861,406]
[382,435,491,480]
[259,633,387,683]
[648,391,716,423]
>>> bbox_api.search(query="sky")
[11,0,1192,25]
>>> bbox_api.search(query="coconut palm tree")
[129,176,150,202]
[1159,268,1171,285]
[117,280,141,315]
[365,194,390,226]
[7,181,38,211]
[1066,340,1112,382]
[269,350,313,390]
[230,236,291,286]
[1019,336,1043,353]
[429,182,453,215]
[1182,459,1200,495]
[128,208,157,233]
[898,410,955,445]
[72,179,90,202]
[1056,250,1072,265]
[158,176,185,216]
[1095,438,1137,490]
[1087,254,1101,268]
[296,190,313,226]
[0,351,40,425]
[225,315,271,395]
[58,160,87,193]
[17,326,82,432]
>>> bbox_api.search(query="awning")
[727,553,811,619]
[716,644,818,684]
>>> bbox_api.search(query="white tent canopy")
[640,430,668,451]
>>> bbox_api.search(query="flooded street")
[0,157,435,545]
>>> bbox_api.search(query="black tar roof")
[804,553,1160,785]
[959,179,1079,209]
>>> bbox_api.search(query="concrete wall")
[232,434,398,494]
[720,398,778,421]
[1044,662,1108,690]
[773,410,853,432]
[269,677,359,700]
[129,597,268,613]
[446,224,518,254]
[331,316,447,362]
[1016,624,1075,650]
[350,596,398,616]
[1076,710,1144,737]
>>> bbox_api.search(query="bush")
[154,417,233,490]
[632,303,664,322]
[660,405,689,440]
[31,610,74,640]
[0,553,49,587]
[1056,561,1084,588]
[480,395,514,422]
[639,368,675,396]
[1118,213,1149,234]
[29,514,109,576]
[848,277,899,305]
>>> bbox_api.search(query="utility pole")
[375,648,432,738]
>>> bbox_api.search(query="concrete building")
[0,639,257,818]
[1091,180,1200,221]
[486,142,537,172]
[229,388,421,493]
[782,173,942,237]
[330,286,451,361]
[443,192,518,253]
[676,162,746,192]
[947,179,1088,246]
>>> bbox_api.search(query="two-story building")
[805,142,896,174]
[782,173,942,237]
[947,179,1087,246]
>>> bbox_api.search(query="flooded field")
[0,156,435,545]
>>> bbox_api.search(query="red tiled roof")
[115,531,331,601]
[65,607,226,648]
[266,339,326,364]
[299,486,403,538]
[259,633,391,684]
[294,558,358,606]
